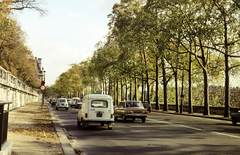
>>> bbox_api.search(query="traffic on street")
[49,102,240,155]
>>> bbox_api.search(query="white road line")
[148,118,240,139]
[211,131,240,139]
[179,125,202,131]
[147,118,172,124]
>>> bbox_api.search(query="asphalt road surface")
[51,106,240,155]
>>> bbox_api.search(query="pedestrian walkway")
[7,102,64,155]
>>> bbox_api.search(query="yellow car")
[114,101,148,122]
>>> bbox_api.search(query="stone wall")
[0,66,39,110]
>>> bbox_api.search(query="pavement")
[3,101,232,155]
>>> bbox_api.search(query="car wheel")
[52,103,53,106]
[101,123,104,126]
[123,115,127,122]
[82,121,89,128]
[66,108,68,110]
[56,107,58,110]
[142,117,146,123]
[108,122,113,130]
[232,117,237,125]
[114,116,118,121]
[77,119,81,127]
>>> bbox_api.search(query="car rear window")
[59,99,66,102]
[91,100,108,108]
[126,102,143,107]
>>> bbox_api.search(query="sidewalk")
[7,102,66,155]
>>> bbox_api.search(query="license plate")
[96,112,102,117]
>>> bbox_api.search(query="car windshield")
[91,100,108,108]
[126,102,143,107]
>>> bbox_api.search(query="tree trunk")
[188,52,193,114]
[130,78,132,100]
[224,15,230,117]
[125,79,127,101]
[141,75,144,102]
[162,56,168,111]
[134,76,137,101]
[114,80,116,106]
[155,56,160,110]
[175,72,179,112]
[203,69,209,115]
[116,79,119,106]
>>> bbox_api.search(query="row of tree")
[47,0,240,117]
[0,0,46,88]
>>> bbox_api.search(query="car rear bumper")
[125,114,148,118]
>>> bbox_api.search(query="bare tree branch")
[10,0,47,16]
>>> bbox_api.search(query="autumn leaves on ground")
[8,102,64,155]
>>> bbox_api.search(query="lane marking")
[211,131,240,139]
[179,125,202,131]
[148,118,240,139]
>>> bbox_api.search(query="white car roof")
[84,94,112,100]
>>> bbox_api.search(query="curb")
[46,103,76,155]
[152,110,232,121]
[0,141,12,155]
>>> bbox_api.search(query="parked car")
[77,94,114,129]
[75,99,83,109]
[70,97,80,107]
[114,101,148,122]
[51,98,58,106]
[56,98,69,110]
[231,110,240,125]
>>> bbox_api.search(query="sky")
[13,0,120,86]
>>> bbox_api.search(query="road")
[51,106,240,155]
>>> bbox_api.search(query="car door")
[88,99,110,121]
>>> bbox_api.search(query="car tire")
[56,107,58,110]
[123,115,127,122]
[142,117,146,123]
[101,123,104,126]
[66,108,68,110]
[82,121,89,128]
[77,119,81,127]
[232,117,237,125]
[108,122,113,130]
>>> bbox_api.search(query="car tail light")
[85,113,88,118]
[111,114,113,118]
[143,111,148,114]
[127,111,133,114]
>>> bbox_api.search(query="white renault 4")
[77,94,114,129]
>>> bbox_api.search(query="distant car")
[70,97,80,107]
[51,98,58,106]
[67,98,71,104]
[75,99,83,109]
[231,110,240,125]
[56,98,69,110]
[114,101,148,122]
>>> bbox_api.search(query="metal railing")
[0,101,12,151]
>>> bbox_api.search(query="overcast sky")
[13,0,120,86]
